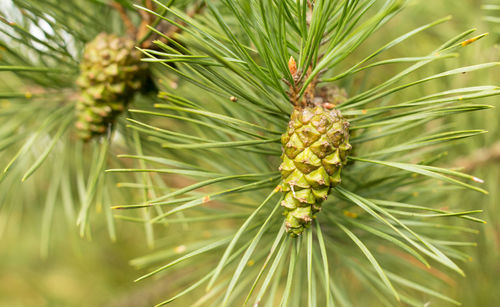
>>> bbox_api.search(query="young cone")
[76,33,147,140]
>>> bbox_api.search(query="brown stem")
[303,66,318,107]
[139,1,206,49]
[111,1,137,38]
[287,66,318,108]
[165,2,206,38]
[452,141,500,172]
[136,0,154,43]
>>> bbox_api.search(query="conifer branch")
[1,0,498,305]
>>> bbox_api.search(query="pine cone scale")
[280,104,351,236]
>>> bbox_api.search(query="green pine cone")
[75,33,147,141]
[280,104,352,236]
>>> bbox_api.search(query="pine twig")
[137,0,154,43]
[111,1,137,38]
[163,2,206,39]
[453,142,500,172]
[138,1,206,48]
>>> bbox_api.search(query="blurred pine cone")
[75,33,147,140]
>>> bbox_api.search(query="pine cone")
[75,33,147,140]
[280,104,352,236]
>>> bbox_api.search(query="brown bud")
[323,103,336,109]
[288,56,297,76]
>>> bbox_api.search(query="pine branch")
[1,0,498,305]
[114,0,500,305]
[0,0,184,246]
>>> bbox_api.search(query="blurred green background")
[1,0,499,306]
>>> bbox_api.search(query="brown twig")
[286,56,320,108]
[136,0,154,43]
[139,1,206,49]
[111,1,137,38]
[164,2,206,39]
[453,141,500,172]
[303,66,318,107]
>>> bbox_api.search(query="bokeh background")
[0,0,498,306]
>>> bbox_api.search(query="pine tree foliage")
[0,0,200,248]
[0,0,498,306]
[104,0,500,306]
